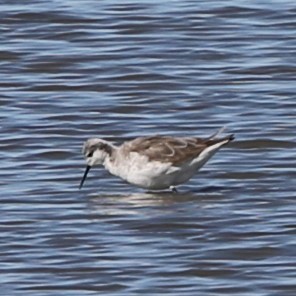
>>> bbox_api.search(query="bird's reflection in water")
[84,186,229,218]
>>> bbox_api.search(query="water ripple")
[1,0,296,295]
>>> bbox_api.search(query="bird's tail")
[207,126,234,144]
[208,126,226,140]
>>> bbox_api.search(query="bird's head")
[79,138,114,189]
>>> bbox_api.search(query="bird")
[79,127,234,192]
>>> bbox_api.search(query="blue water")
[1,0,295,295]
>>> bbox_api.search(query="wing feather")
[124,136,208,164]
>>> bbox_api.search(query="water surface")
[1,0,295,295]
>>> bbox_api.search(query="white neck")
[103,147,128,179]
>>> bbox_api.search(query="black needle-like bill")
[79,165,91,189]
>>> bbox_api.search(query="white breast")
[104,151,174,189]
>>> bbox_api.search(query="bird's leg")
[170,186,178,193]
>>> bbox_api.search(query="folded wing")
[124,136,211,164]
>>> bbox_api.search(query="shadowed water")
[1,0,295,295]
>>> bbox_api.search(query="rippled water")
[1,0,296,295]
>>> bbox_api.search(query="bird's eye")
[87,151,94,157]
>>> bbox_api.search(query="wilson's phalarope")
[79,128,234,191]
